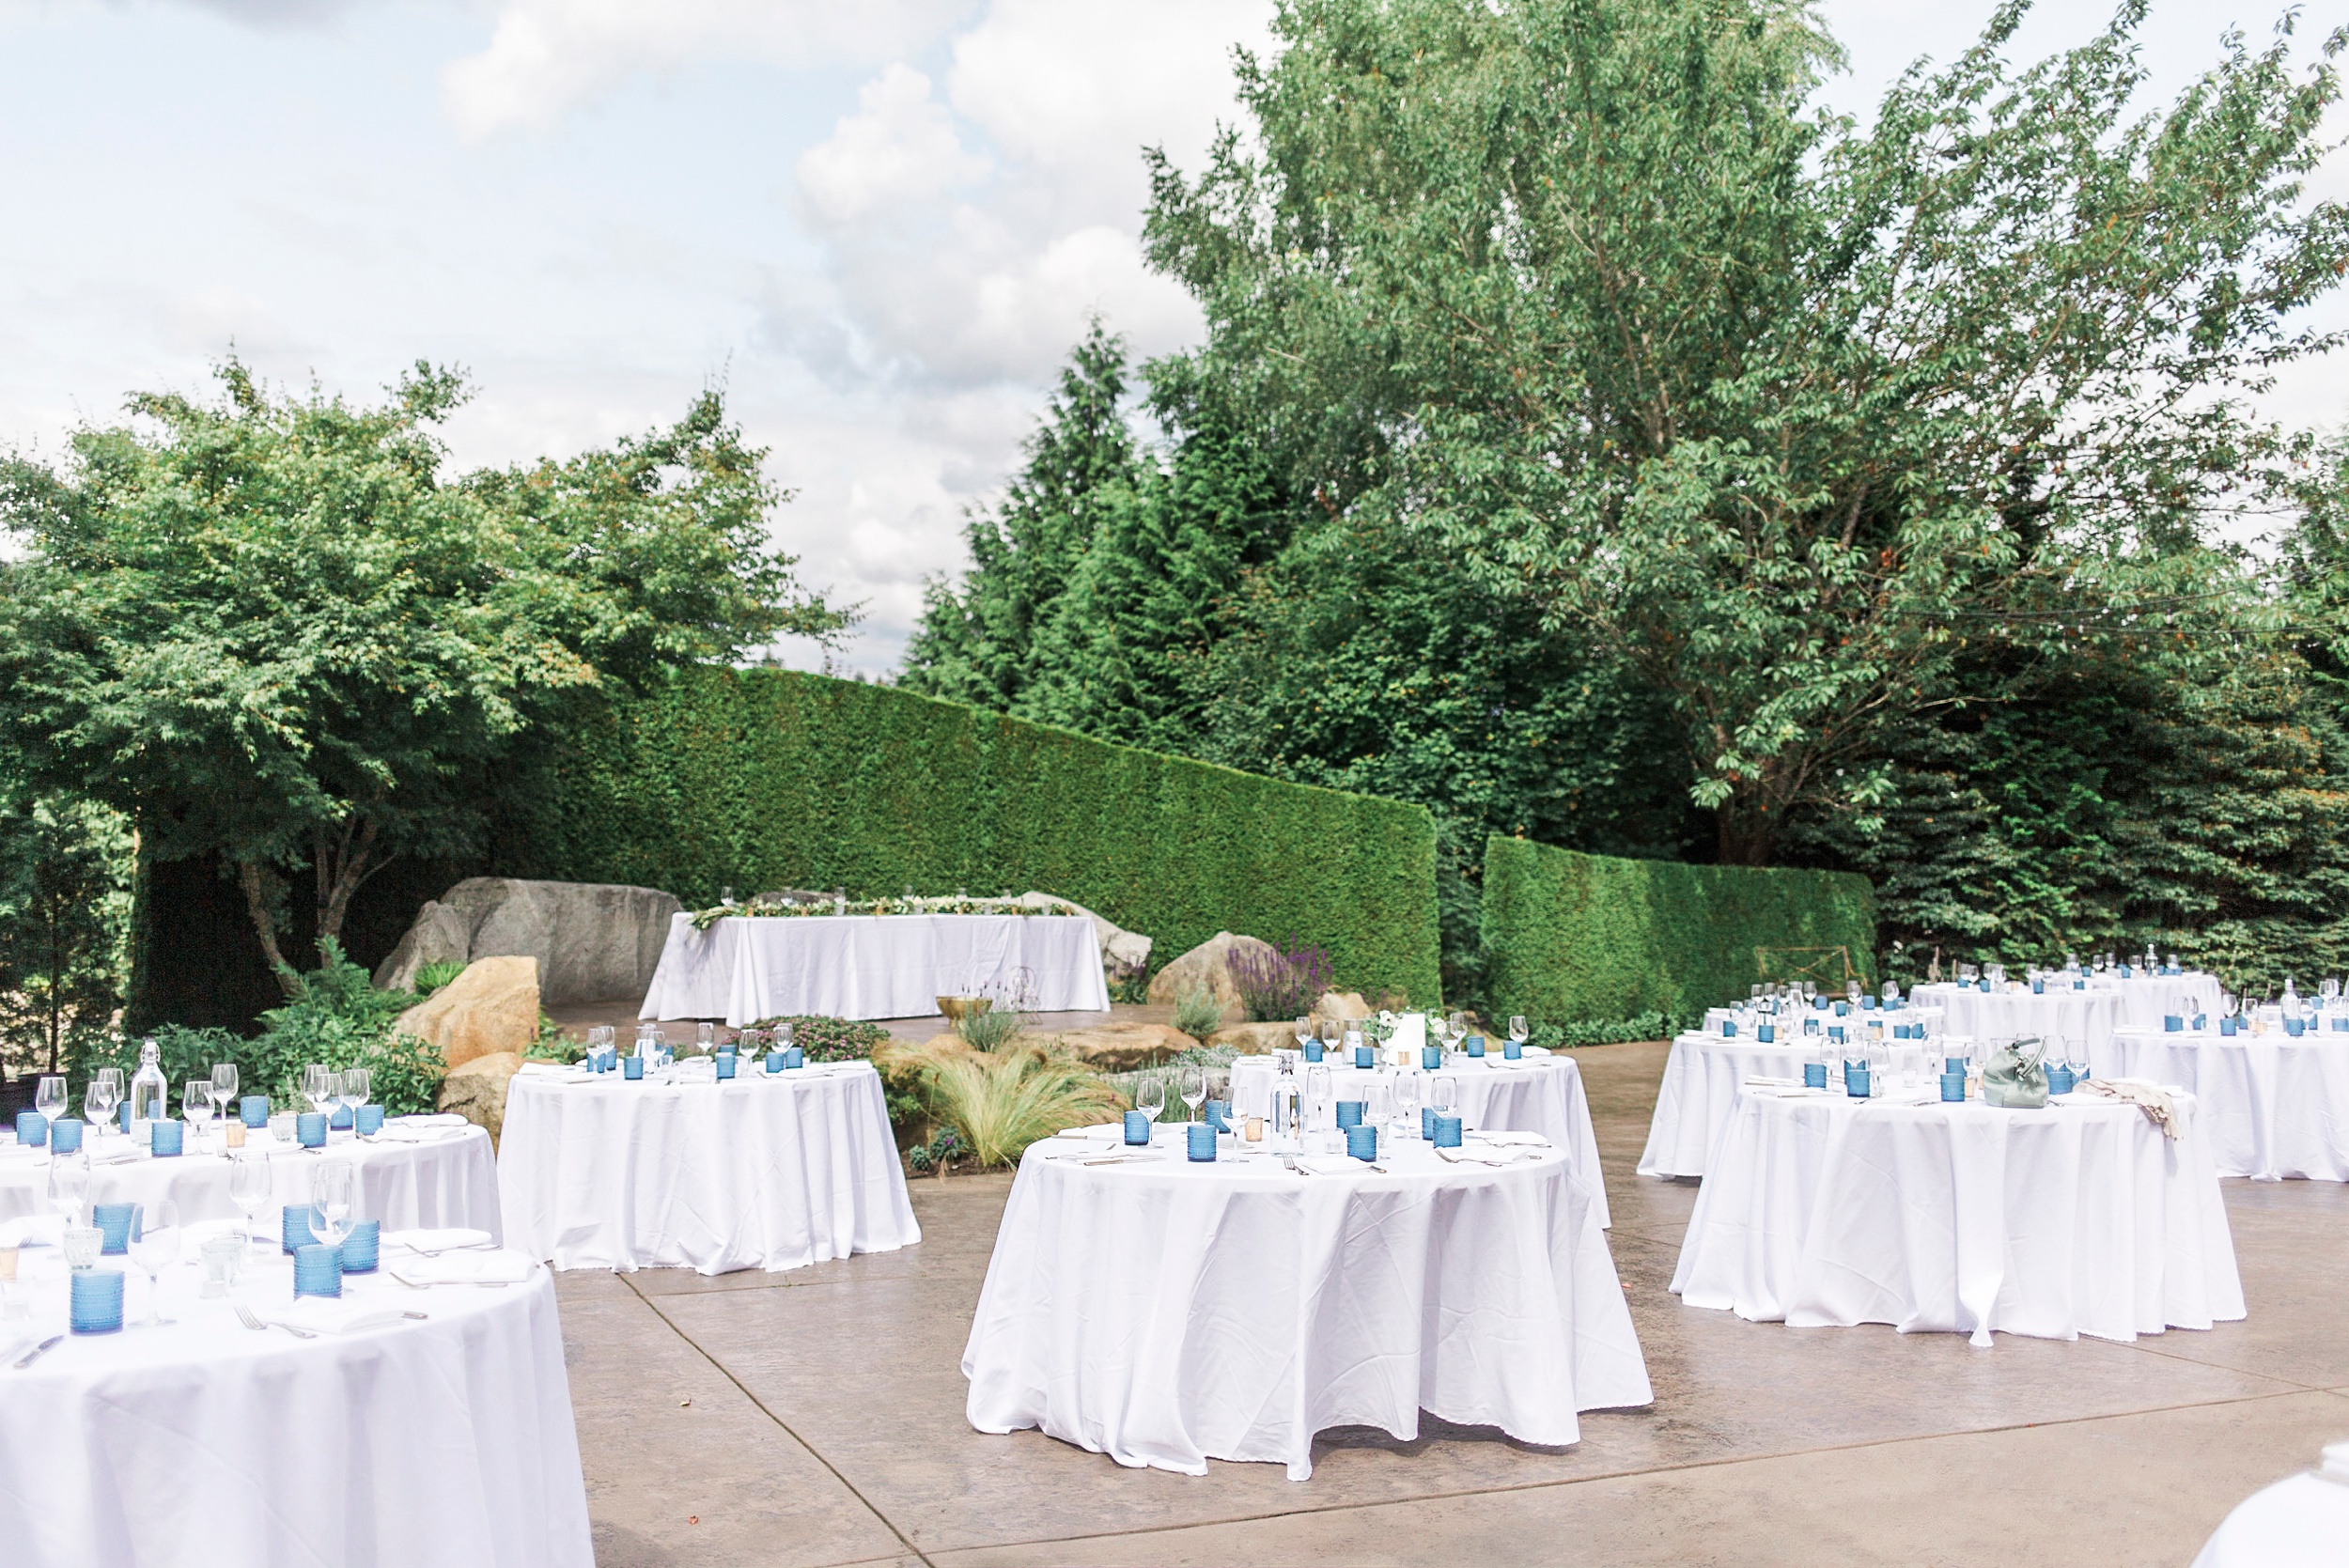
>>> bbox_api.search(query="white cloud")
[440,0,971,139]
[793,63,988,230]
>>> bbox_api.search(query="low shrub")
[748,1014,892,1063]
[1173,981,1224,1041]
[1100,1045,1240,1122]
[955,1003,1021,1051]
[1230,940,1333,1023]
[413,961,467,996]
[1527,1012,1682,1049]
[875,1036,1124,1167]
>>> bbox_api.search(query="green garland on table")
[687,896,1081,932]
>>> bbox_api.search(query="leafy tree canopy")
[0,360,848,987]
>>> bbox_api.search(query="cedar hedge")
[516,668,1443,1004]
[1478,835,1877,1028]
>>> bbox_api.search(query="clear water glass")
[85,1078,118,1136]
[48,1157,90,1227]
[35,1076,66,1121]
[1392,1070,1422,1135]
[183,1080,215,1148]
[210,1063,239,1120]
[1509,1016,1529,1047]
[696,1022,715,1056]
[1294,1016,1314,1052]
[1181,1066,1207,1123]
[1135,1077,1165,1130]
[128,1200,179,1326]
[309,1162,354,1251]
[343,1067,371,1119]
[774,1022,794,1051]
[228,1152,272,1249]
[1318,1018,1342,1055]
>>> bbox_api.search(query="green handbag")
[1983,1037,2049,1109]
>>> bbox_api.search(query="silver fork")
[234,1303,317,1339]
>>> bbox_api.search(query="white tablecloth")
[0,1242,589,1567]
[497,1060,920,1273]
[1910,983,2123,1056]
[2102,1026,2349,1181]
[2092,972,2225,1031]
[2192,1452,2349,1568]
[0,1119,501,1240]
[639,911,1110,1024]
[1671,1086,2244,1345]
[1638,1032,1817,1178]
[1227,1050,1610,1226]
[963,1126,1652,1479]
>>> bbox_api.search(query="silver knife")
[13,1334,63,1370]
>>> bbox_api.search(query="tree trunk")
[237,859,301,997]
[1714,797,1779,867]
[313,817,381,950]
[44,900,60,1074]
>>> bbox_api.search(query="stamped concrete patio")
[556,1040,2349,1567]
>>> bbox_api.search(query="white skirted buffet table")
[497,1059,920,1274]
[963,1121,1651,1479]
[2100,1025,2349,1181]
[1227,1049,1610,1226]
[0,1238,591,1568]
[1671,1084,2244,1344]
[0,1114,501,1239]
[639,910,1110,1024]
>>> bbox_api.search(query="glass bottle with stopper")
[129,1037,170,1138]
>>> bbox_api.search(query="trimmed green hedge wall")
[518,668,1442,1004]
[1479,835,1878,1026]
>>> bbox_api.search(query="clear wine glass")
[35,1076,66,1123]
[183,1080,215,1152]
[210,1063,239,1123]
[773,1021,794,1053]
[1135,1076,1166,1131]
[228,1151,273,1250]
[1429,1074,1459,1126]
[128,1200,179,1326]
[1509,1016,1529,1048]
[1392,1069,1422,1136]
[1181,1065,1207,1124]
[1294,1015,1314,1053]
[303,1064,333,1115]
[696,1022,715,1058]
[48,1156,90,1227]
[85,1075,119,1138]
[340,1069,370,1126]
[309,1163,354,1258]
[1318,1017,1342,1056]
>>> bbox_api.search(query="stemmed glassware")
[210,1063,239,1125]
[309,1163,354,1260]
[1318,1017,1342,1058]
[1294,1016,1314,1054]
[1392,1069,1422,1138]
[302,1064,331,1115]
[86,1070,121,1138]
[340,1069,370,1127]
[183,1080,215,1152]
[1135,1076,1166,1134]
[48,1156,90,1228]
[1429,1074,1459,1129]
[772,1022,793,1057]
[1509,1016,1529,1050]
[128,1200,179,1327]
[696,1022,715,1058]
[35,1075,67,1125]
[1181,1065,1208,1126]
[228,1152,272,1250]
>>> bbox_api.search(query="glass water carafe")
[129,1037,170,1132]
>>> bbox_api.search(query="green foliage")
[882,1040,1127,1168]
[1527,1014,1681,1050]
[747,1015,893,1063]
[0,361,846,988]
[413,961,467,997]
[906,1126,962,1174]
[524,1015,583,1064]
[954,1004,1022,1052]
[1101,1044,1241,1120]
[1143,0,2349,863]
[250,939,443,1114]
[0,786,134,1077]
[1172,981,1225,1040]
[523,666,1442,1003]
[1480,835,1877,1026]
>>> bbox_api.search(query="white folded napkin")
[0,1214,64,1249]
[373,1123,472,1143]
[1296,1156,1364,1176]
[273,1297,423,1335]
[1743,1075,1804,1088]
[1052,1125,1121,1139]
[389,1113,470,1128]
[513,1062,573,1078]
[384,1227,493,1254]
[87,1144,142,1166]
[1470,1130,1549,1147]
[1520,1045,1552,1057]
[389,1251,534,1286]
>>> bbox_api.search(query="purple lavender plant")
[1232,939,1335,1023]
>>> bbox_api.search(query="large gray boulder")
[375,877,682,1005]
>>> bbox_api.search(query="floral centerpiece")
[688,894,1079,933]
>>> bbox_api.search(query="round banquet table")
[497,1059,919,1274]
[1638,1032,1816,1178]
[1227,1049,1610,1226]
[0,1116,500,1240]
[962,1123,1652,1480]
[1671,1085,2243,1345]
[2191,1445,2349,1568]
[2092,971,2225,1031]
[639,910,1111,1024]
[0,1238,589,1567]
[2100,1025,2349,1181]
[1909,982,2123,1057]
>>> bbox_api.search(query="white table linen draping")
[2100,1026,2349,1181]
[1671,1086,2244,1345]
[0,1244,590,1568]
[1227,1051,1610,1226]
[0,1120,500,1240]
[497,1061,919,1274]
[2191,1454,2349,1568]
[1909,983,2123,1058]
[962,1126,1652,1480]
[638,911,1110,1025]
[1638,1032,1817,1179]
[2091,972,2225,1032]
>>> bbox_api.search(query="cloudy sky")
[0,0,2341,674]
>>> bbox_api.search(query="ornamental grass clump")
[1172,981,1225,1041]
[875,1037,1123,1168]
[1230,939,1333,1023]
[955,1002,1022,1052]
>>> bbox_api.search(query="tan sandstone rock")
[1311,991,1372,1029]
[1205,1021,1299,1055]
[438,1050,524,1144]
[1144,932,1279,1012]
[1027,1022,1194,1073]
[396,955,540,1071]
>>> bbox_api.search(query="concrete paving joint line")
[619,1271,941,1568]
